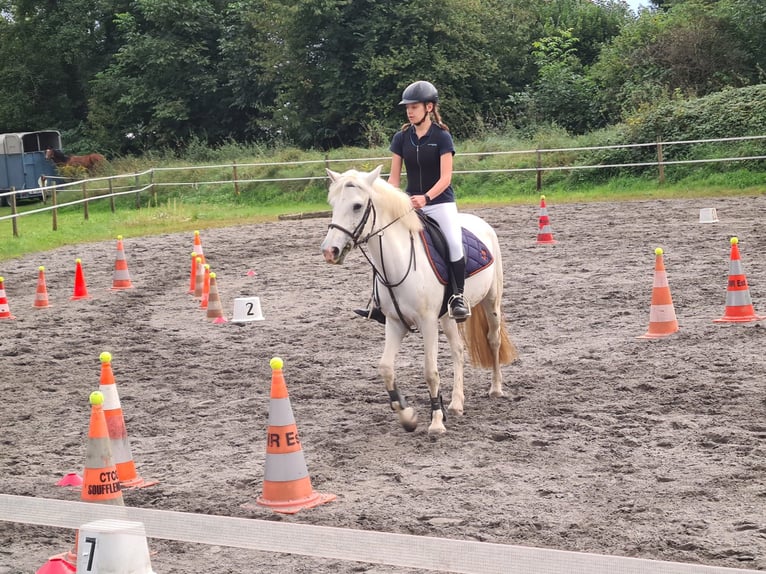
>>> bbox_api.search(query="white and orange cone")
[188,252,198,294]
[193,229,206,263]
[193,256,204,299]
[33,266,50,308]
[248,357,335,514]
[206,272,227,324]
[98,352,158,489]
[110,235,134,290]
[638,248,679,339]
[200,264,211,309]
[714,237,764,323]
[536,195,556,244]
[0,276,16,319]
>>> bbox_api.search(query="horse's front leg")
[420,320,447,435]
[441,317,466,416]
[379,320,417,432]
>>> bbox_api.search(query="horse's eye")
[353,202,363,212]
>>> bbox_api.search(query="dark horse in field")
[45,148,106,173]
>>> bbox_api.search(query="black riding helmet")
[399,81,439,105]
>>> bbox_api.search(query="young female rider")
[355,80,471,324]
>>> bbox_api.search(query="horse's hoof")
[427,425,447,436]
[489,389,506,398]
[400,407,418,432]
[447,405,464,417]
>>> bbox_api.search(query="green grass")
[0,141,764,262]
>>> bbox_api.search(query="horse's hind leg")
[421,320,447,435]
[379,321,418,432]
[482,297,505,398]
[441,317,466,417]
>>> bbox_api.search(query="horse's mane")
[46,148,69,163]
[329,169,422,234]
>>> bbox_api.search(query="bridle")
[327,192,418,326]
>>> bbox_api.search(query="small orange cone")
[536,195,556,244]
[200,264,211,309]
[638,248,679,339]
[70,259,91,300]
[0,276,16,319]
[250,357,335,514]
[193,256,204,298]
[110,235,133,290]
[81,390,124,506]
[98,352,158,489]
[33,266,50,308]
[188,252,198,294]
[206,272,227,323]
[193,229,206,263]
[714,237,764,323]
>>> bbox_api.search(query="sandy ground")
[0,195,765,573]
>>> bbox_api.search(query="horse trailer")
[0,130,62,206]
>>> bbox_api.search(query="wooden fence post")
[51,185,58,231]
[536,149,543,192]
[150,170,157,206]
[10,188,18,238]
[109,179,115,213]
[134,175,141,209]
[82,182,89,220]
[657,141,665,184]
[233,161,240,196]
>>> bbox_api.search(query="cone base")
[70,295,91,300]
[211,316,228,324]
[120,476,159,489]
[110,284,134,290]
[714,314,764,323]
[637,329,678,339]
[37,552,76,574]
[33,303,50,309]
[0,314,16,319]
[248,490,336,514]
[536,238,556,244]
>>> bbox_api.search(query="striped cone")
[188,252,198,294]
[200,264,211,309]
[110,235,134,290]
[33,266,50,308]
[206,272,227,324]
[81,390,124,506]
[193,257,204,298]
[0,276,16,319]
[193,229,206,263]
[536,195,556,244]
[98,352,158,489]
[70,259,91,300]
[250,358,335,514]
[638,248,679,339]
[714,237,764,323]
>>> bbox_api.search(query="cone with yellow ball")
[33,266,51,308]
[206,272,227,323]
[638,248,679,339]
[536,195,556,244]
[70,258,91,300]
[714,237,764,323]
[246,357,336,514]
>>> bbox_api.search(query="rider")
[355,80,471,324]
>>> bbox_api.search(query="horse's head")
[44,149,53,160]
[321,166,383,264]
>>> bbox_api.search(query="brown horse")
[45,148,106,173]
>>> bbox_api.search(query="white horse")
[321,166,518,435]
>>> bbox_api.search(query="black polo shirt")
[390,124,455,204]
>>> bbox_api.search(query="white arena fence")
[0,494,760,574]
[0,134,765,238]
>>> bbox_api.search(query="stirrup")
[448,294,471,323]
[353,307,386,325]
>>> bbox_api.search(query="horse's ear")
[365,165,383,186]
[326,168,341,183]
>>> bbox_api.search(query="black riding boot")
[449,257,471,322]
[354,306,386,325]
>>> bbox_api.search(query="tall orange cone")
[0,276,16,319]
[200,264,211,309]
[98,352,158,489]
[193,229,206,263]
[33,266,50,308]
[193,256,204,298]
[188,252,198,294]
[638,248,679,339]
[250,357,335,514]
[206,272,227,324]
[714,237,764,323]
[110,235,133,290]
[536,195,556,244]
[70,259,91,300]
[81,390,124,506]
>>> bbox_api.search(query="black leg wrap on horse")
[388,388,408,410]
[429,394,446,422]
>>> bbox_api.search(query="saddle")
[418,212,494,317]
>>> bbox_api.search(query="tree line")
[0,0,763,155]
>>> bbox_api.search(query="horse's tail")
[461,303,518,368]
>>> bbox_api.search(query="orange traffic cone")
[188,252,198,294]
[250,357,335,514]
[193,229,206,263]
[536,195,556,244]
[98,352,158,489]
[200,264,211,309]
[110,235,133,290]
[82,390,124,506]
[0,276,16,319]
[638,248,679,339]
[714,237,764,323]
[70,259,91,300]
[206,272,227,323]
[193,257,204,298]
[33,266,50,308]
